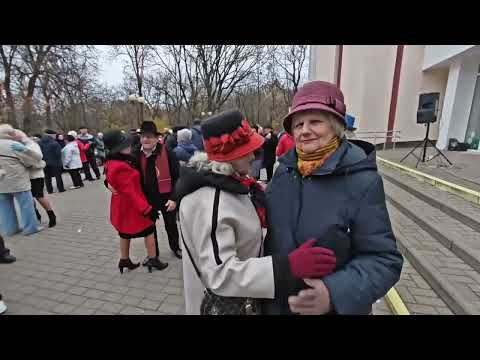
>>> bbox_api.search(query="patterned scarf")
[297,136,341,177]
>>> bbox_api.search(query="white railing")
[354,130,401,150]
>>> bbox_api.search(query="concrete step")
[379,164,480,233]
[387,202,480,315]
[383,177,480,273]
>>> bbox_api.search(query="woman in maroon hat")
[173,109,338,315]
[263,81,403,315]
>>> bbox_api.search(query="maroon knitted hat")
[283,81,347,134]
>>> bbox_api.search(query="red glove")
[288,239,336,279]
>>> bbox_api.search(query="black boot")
[0,252,16,264]
[47,210,56,228]
[35,207,42,222]
[145,257,168,273]
[172,249,182,259]
[118,258,140,274]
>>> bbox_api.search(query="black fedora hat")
[140,121,161,135]
[103,130,132,155]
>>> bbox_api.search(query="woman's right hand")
[288,239,336,279]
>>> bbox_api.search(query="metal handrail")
[354,130,402,150]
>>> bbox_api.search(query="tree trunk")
[5,97,18,128]
[23,96,34,133]
[45,102,53,129]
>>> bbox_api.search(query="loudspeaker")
[417,92,439,124]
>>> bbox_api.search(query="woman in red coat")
[276,131,295,158]
[103,130,169,274]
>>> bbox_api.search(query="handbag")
[178,191,259,315]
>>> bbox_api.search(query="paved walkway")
[0,175,185,315]
[0,169,441,316]
[378,147,480,192]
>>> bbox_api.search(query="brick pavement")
[383,178,480,270]
[1,169,454,315]
[0,174,185,315]
[379,163,480,227]
[386,201,480,314]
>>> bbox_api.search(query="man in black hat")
[107,121,181,260]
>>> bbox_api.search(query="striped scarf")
[297,136,341,177]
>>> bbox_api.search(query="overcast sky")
[96,45,125,87]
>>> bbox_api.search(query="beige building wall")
[308,45,336,83]
[309,45,451,143]
[340,45,397,136]
[394,45,447,142]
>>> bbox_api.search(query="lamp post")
[128,94,145,127]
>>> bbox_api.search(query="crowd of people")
[0,125,106,313]
[0,80,401,316]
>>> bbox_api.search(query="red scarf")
[232,175,267,228]
[140,147,172,194]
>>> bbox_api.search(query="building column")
[437,56,480,149]
[308,45,337,83]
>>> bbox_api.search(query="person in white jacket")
[173,110,337,315]
[62,135,84,189]
[9,129,58,228]
[0,124,43,236]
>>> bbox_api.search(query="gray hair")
[328,114,345,139]
[188,152,234,176]
[291,111,345,138]
[177,128,192,143]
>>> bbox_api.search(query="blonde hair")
[188,151,235,176]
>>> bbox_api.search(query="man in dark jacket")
[135,121,181,260]
[190,118,204,151]
[78,126,101,180]
[261,125,278,182]
[39,130,65,193]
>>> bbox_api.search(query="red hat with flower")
[202,110,265,162]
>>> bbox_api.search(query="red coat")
[105,159,153,235]
[276,133,295,158]
[76,139,90,163]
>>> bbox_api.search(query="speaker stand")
[400,122,453,168]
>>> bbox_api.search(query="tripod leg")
[400,140,424,163]
[428,139,453,165]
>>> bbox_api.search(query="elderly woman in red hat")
[263,81,403,315]
[173,110,338,315]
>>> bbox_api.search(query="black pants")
[153,206,180,254]
[44,166,65,193]
[88,156,101,179]
[82,159,100,181]
[265,163,274,182]
[68,169,84,187]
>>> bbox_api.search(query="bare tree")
[152,45,203,125]
[111,45,153,126]
[14,45,55,133]
[0,45,19,127]
[195,45,262,113]
[271,45,308,104]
